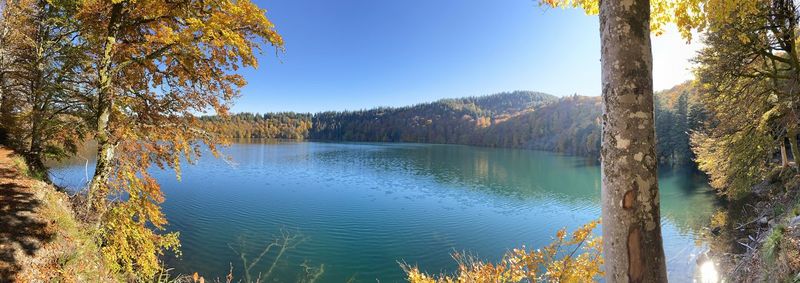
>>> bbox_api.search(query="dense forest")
[201,86,702,164]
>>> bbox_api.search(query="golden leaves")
[73,0,285,278]
[540,0,766,43]
[403,220,603,283]
[540,0,598,15]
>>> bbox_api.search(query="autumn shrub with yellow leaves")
[403,220,602,283]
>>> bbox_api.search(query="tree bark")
[788,126,800,168]
[0,10,10,146]
[87,3,122,214]
[599,0,668,282]
[26,2,48,179]
[0,0,7,124]
[781,138,789,167]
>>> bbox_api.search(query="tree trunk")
[27,95,46,177]
[27,99,48,180]
[87,3,122,214]
[0,72,6,145]
[0,1,7,128]
[86,56,116,214]
[87,50,116,213]
[781,138,789,167]
[789,126,800,168]
[0,75,14,146]
[599,0,668,282]
[26,5,48,180]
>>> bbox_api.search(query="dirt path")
[0,147,55,282]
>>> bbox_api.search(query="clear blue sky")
[235,0,699,113]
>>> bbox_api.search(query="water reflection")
[48,140,718,282]
[304,142,717,234]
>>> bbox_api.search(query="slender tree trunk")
[0,72,5,145]
[26,5,48,179]
[0,75,14,146]
[28,81,46,176]
[87,3,122,214]
[0,12,9,145]
[27,108,48,179]
[0,0,7,122]
[781,138,789,167]
[788,126,800,168]
[774,0,800,169]
[599,0,668,282]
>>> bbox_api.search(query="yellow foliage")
[73,0,285,278]
[710,209,727,228]
[541,0,765,42]
[403,220,603,283]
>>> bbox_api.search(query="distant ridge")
[201,83,700,163]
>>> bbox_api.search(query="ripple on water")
[49,142,715,282]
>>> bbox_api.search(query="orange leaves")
[403,220,603,283]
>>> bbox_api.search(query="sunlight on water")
[49,141,718,282]
[698,259,719,283]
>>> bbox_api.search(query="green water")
[49,141,717,282]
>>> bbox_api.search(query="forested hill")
[201,86,702,163]
[311,91,556,145]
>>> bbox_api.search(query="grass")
[3,152,117,282]
[39,186,114,282]
[9,154,29,176]
[762,224,786,265]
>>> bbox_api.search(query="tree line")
[201,87,703,164]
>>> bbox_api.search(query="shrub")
[402,220,603,283]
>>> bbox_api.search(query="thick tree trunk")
[87,49,116,213]
[599,0,668,282]
[87,3,122,214]
[87,60,116,213]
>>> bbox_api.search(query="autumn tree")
[691,0,800,197]
[0,0,21,147]
[73,0,283,277]
[0,0,85,176]
[19,0,86,176]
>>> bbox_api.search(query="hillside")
[311,91,556,144]
[0,147,115,282]
[201,85,701,163]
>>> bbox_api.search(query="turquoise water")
[49,141,717,282]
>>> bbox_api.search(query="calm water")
[49,141,717,282]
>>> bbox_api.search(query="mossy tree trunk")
[599,0,668,282]
[87,3,122,215]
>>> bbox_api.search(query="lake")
[49,141,717,282]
